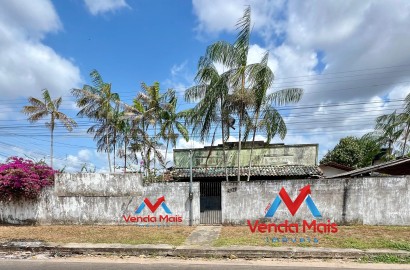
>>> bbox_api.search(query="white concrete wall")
[222,177,410,226]
[0,173,200,226]
[0,174,408,226]
[319,166,349,177]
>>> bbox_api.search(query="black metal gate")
[200,182,222,224]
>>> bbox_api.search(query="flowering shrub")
[0,157,55,201]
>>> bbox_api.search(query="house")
[319,162,354,178]
[171,141,322,181]
[326,157,410,178]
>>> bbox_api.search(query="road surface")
[0,258,408,270]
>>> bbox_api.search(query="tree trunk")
[124,136,127,173]
[163,137,169,181]
[113,130,116,173]
[220,98,229,182]
[402,123,410,156]
[50,116,54,169]
[247,110,260,181]
[106,126,112,172]
[154,125,156,174]
[237,105,243,182]
[237,75,245,182]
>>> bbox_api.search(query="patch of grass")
[0,225,194,246]
[359,255,410,264]
[215,225,410,251]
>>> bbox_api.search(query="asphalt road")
[0,260,408,270]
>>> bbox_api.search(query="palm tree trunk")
[237,76,246,182]
[402,123,410,156]
[106,126,112,172]
[50,120,54,169]
[113,142,116,172]
[154,125,156,173]
[237,105,243,182]
[163,137,169,181]
[124,136,127,173]
[247,110,260,181]
[113,128,116,172]
[220,98,229,182]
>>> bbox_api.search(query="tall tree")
[320,136,380,168]
[22,89,77,169]
[245,52,303,181]
[160,91,189,167]
[133,82,171,176]
[364,111,403,158]
[203,6,254,181]
[185,56,231,181]
[71,69,119,172]
[398,92,410,156]
[367,92,410,157]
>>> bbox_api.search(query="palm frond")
[54,111,77,132]
[405,92,410,114]
[234,5,251,66]
[266,88,304,106]
[26,111,48,123]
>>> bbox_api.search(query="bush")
[0,157,55,201]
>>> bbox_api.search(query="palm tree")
[203,6,268,180]
[371,92,410,157]
[364,111,402,159]
[22,89,77,168]
[134,82,174,173]
[245,52,303,181]
[160,91,189,167]
[185,56,231,181]
[115,112,131,172]
[71,69,119,172]
[398,92,410,156]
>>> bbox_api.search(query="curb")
[1,242,409,259]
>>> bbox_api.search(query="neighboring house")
[319,162,354,178]
[327,157,410,178]
[171,141,321,181]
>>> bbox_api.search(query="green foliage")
[320,136,380,168]
[360,255,410,264]
[22,89,77,169]
[364,92,410,157]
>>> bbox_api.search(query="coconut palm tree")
[133,82,172,176]
[203,6,268,180]
[22,89,77,169]
[363,111,402,159]
[245,52,303,181]
[185,56,232,181]
[160,91,189,167]
[398,92,410,156]
[71,69,120,172]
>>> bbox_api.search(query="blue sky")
[0,0,409,171]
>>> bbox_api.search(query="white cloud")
[192,0,285,40]
[78,149,92,161]
[191,0,410,157]
[0,0,81,100]
[84,0,129,15]
[176,138,205,149]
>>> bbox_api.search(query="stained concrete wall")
[222,176,410,225]
[0,173,200,226]
[174,144,318,168]
[1,174,408,226]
